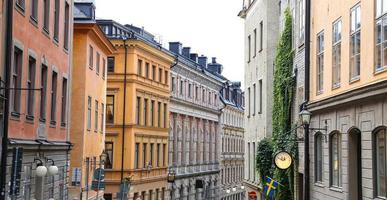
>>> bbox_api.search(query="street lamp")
[240,186,245,190]
[226,189,231,194]
[34,158,47,177]
[232,187,236,192]
[299,109,311,125]
[46,159,59,176]
[167,169,176,200]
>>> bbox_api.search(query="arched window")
[374,128,386,197]
[315,133,323,183]
[330,131,342,187]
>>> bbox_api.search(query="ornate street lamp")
[232,187,237,192]
[34,158,47,177]
[46,158,58,176]
[226,189,231,194]
[299,109,312,126]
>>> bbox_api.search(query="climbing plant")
[256,138,274,185]
[272,7,297,200]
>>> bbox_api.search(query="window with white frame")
[376,0,387,72]
[316,32,324,93]
[374,128,386,197]
[330,132,342,187]
[350,5,361,79]
[332,19,342,87]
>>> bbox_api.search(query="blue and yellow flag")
[262,177,279,200]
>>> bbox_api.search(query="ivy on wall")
[272,7,297,200]
[255,7,297,200]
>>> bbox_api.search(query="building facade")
[68,1,114,199]
[97,20,174,200]
[0,0,7,163]
[238,0,279,198]
[4,0,73,199]
[168,42,223,199]
[308,0,387,199]
[219,81,245,200]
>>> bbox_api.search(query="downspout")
[303,0,311,199]
[120,39,128,198]
[0,0,13,198]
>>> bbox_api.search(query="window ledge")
[314,182,325,188]
[42,28,50,39]
[61,122,67,127]
[29,16,38,28]
[39,118,46,123]
[11,112,20,118]
[329,186,343,193]
[316,90,323,96]
[375,66,387,75]
[332,83,341,90]
[349,76,360,84]
[53,38,59,47]
[14,4,25,16]
[26,115,35,121]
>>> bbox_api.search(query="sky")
[95,0,245,86]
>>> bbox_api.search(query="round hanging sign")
[274,151,293,170]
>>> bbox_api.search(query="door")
[348,128,362,200]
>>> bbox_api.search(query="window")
[156,143,160,167]
[332,20,342,87]
[27,57,36,118]
[64,2,70,50]
[157,102,161,127]
[247,87,251,117]
[163,144,167,166]
[150,143,154,166]
[298,0,305,42]
[260,21,263,51]
[101,103,104,132]
[54,0,60,41]
[135,143,140,169]
[316,32,324,93]
[187,84,192,98]
[87,96,92,130]
[350,5,361,79]
[253,29,257,57]
[43,0,50,32]
[151,100,155,126]
[102,58,106,78]
[195,86,199,100]
[152,65,156,80]
[16,0,25,10]
[375,0,387,72]
[144,98,148,126]
[143,143,147,168]
[89,46,94,69]
[105,142,113,169]
[61,78,68,126]
[95,100,98,131]
[171,77,176,92]
[107,57,115,72]
[164,103,167,128]
[253,84,256,115]
[30,0,38,22]
[40,65,48,121]
[179,80,184,95]
[259,80,262,114]
[247,142,250,179]
[159,68,162,82]
[136,97,141,125]
[374,128,386,197]
[165,70,168,84]
[138,59,142,76]
[330,132,342,187]
[11,48,22,115]
[50,71,58,124]
[96,52,100,74]
[248,35,251,62]
[106,95,114,123]
[145,62,150,79]
[315,133,323,182]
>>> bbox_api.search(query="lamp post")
[167,169,176,200]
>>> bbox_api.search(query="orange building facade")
[4,0,73,199]
[68,2,115,200]
[97,20,174,200]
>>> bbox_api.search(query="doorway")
[348,128,362,200]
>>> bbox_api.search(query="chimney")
[182,47,191,58]
[212,57,217,63]
[198,55,208,68]
[207,57,223,74]
[190,53,198,63]
[169,42,182,55]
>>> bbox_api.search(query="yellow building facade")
[69,3,115,199]
[97,20,174,200]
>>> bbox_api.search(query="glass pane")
[376,130,386,196]
[356,55,361,77]
[351,10,356,32]
[384,0,387,15]
[356,32,361,54]
[376,44,382,69]
[377,21,382,44]
[378,0,382,16]
[356,6,361,29]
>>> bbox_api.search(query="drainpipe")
[120,39,128,200]
[303,0,311,199]
[0,0,13,199]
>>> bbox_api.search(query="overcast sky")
[95,0,245,87]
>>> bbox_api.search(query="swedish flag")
[262,177,279,200]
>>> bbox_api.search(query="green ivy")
[272,7,297,200]
[256,138,274,185]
